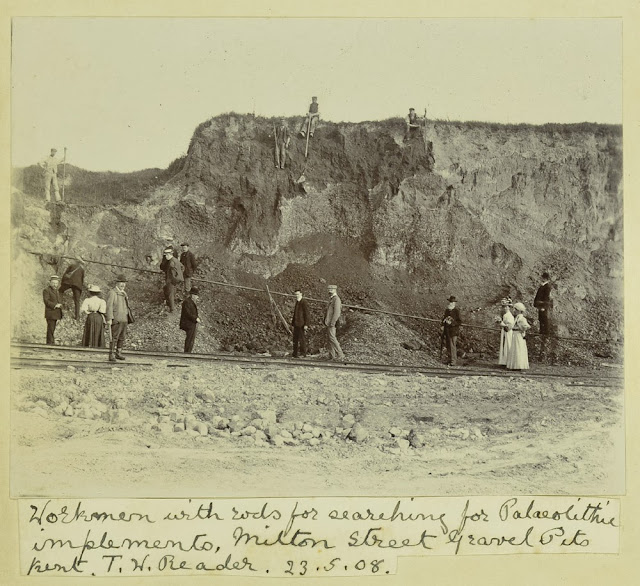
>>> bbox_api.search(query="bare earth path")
[11,359,624,498]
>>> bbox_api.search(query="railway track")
[11,341,623,386]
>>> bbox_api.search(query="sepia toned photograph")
[10,17,624,498]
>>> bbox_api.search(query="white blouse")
[81,296,107,314]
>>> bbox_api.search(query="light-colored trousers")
[299,115,319,136]
[44,172,60,201]
[326,326,344,360]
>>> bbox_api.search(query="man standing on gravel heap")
[180,243,197,294]
[106,274,132,362]
[43,275,63,345]
[291,289,310,358]
[324,284,345,362]
[442,295,462,366]
[160,247,184,312]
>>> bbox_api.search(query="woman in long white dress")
[506,302,531,371]
[497,297,514,367]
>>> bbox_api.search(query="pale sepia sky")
[11,17,622,172]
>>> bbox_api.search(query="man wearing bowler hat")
[442,295,462,366]
[43,275,63,344]
[106,274,132,362]
[324,284,345,361]
[179,286,201,353]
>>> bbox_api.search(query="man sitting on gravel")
[291,289,310,358]
[179,286,201,353]
[324,284,345,362]
[106,274,132,362]
[160,247,184,312]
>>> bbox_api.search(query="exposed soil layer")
[11,360,624,497]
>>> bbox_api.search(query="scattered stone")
[272,435,285,448]
[389,427,403,437]
[198,390,216,403]
[153,422,173,434]
[257,409,277,424]
[32,407,48,418]
[35,400,49,410]
[300,432,313,441]
[471,427,483,440]
[158,415,171,424]
[173,423,185,432]
[395,438,410,450]
[254,430,268,442]
[302,423,315,433]
[280,429,293,439]
[284,438,299,446]
[194,422,209,436]
[408,429,424,449]
[308,438,320,447]
[242,426,258,436]
[387,447,402,455]
[67,365,76,372]
[63,405,74,417]
[185,429,200,437]
[348,423,369,443]
[251,418,265,430]
[114,399,127,409]
[342,414,356,426]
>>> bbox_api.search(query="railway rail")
[11,341,623,386]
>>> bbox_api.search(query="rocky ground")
[11,358,624,498]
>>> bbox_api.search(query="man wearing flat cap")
[179,287,201,353]
[442,295,462,366]
[324,284,345,361]
[160,247,184,312]
[60,256,85,320]
[180,243,197,295]
[298,96,320,138]
[43,275,63,344]
[106,274,132,362]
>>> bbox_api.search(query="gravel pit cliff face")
[12,115,623,359]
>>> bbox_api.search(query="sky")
[11,18,622,172]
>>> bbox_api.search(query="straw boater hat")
[513,302,526,313]
[88,284,101,293]
[49,275,59,281]
[327,284,337,290]
[163,247,174,254]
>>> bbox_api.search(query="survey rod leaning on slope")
[24,250,620,347]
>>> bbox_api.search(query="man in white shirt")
[38,148,64,203]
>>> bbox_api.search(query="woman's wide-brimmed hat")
[88,284,101,293]
[501,297,513,306]
[513,302,526,312]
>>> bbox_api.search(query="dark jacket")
[442,306,461,337]
[43,286,62,320]
[160,256,184,285]
[534,283,554,311]
[292,299,310,327]
[276,125,291,144]
[61,262,85,289]
[180,296,198,331]
[180,250,197,277]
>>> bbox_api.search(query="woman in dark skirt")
[80,284,107,347]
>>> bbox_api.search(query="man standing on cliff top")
[275,119,291,169]
[533,271,558,363]
[298,96,320,138]
[38,147,64,203]
[404,107,425,141]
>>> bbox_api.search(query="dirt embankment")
[11,115,623,363]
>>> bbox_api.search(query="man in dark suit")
[180,243,198,294]
[43,275,63,344]
[59,256,85,319]
[533,271,557,363]
[179,287,201,353]
[291,289,310,358]
[442,295,462,366]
